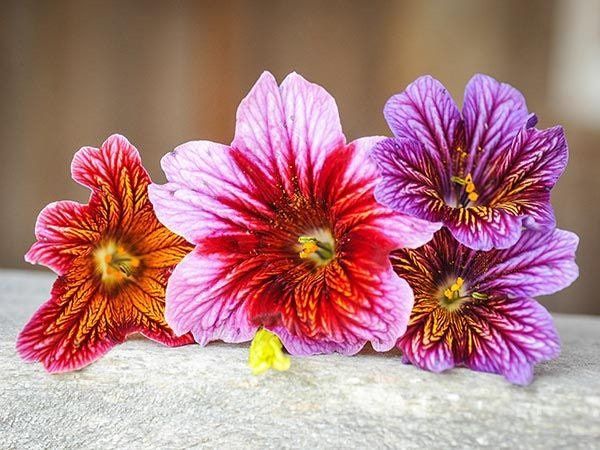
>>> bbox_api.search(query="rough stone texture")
[1,270,599,449]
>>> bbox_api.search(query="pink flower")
[149,72,440,355]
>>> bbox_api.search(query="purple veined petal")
[398,307,456,373]
[164,248,257,344]
[483,126,568,231]
[149,140,272,244]
[465,296,560,386]
[462,74,529,180]
[371,137,450,222]
[476,228,579,298]
[445,206,524,251]
[384,75,461,177]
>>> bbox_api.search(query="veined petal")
[16,262,125,373]
[384,75,460,174]
[465,296,559,385]
[71,134,151,233]
[270,266,414,356]
[484,126,568,231]
[280,72,346,189]
[445,205,524,251]
[372,137,450,223]
[477,228,579,298]
[149,140,271,243]
[231,71,293,189]
[462,74,529,177]
[25,200,101,274]
[164,249,257,344]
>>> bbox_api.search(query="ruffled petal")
[125,274,195,347]
[384,75,460,174]
[164,249,257,344]
[462,74,529,177]
[465,296,559,385]
[477,228,579,298]
[25,200,101,274]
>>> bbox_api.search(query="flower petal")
[149,140,274,244]
[270,266,414,356]
[372,137,449,221]
[71,134,151,232]
[16,263,125,373]
[445,205,524,251]
[462,74,529,177]
[279,72,345,187]
[465,296,560,385]
[384,75,460,174]
[164,249,257,344]
[25,200,101,274]
[126,274,195,346]
[477,228,579,298]
[483,126,568,231]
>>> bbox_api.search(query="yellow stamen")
[248,329,291,375]
[452,173,479,204]
[94,241,140,284]
[297,231,335,266]
[298,238,319,259]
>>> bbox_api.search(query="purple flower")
[392,228,578,385]
[372,74,568,250]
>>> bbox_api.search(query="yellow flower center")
[451,173,479,203]
[297,229,335,266]
[248,329,291,375]
[439,276,488,311]
[94,241,140,284]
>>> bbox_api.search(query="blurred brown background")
[1,0,598,314]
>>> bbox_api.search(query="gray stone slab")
[0,270,599,449]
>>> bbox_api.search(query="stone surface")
[1,270,599,449]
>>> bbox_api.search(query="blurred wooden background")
[1,0,598,314]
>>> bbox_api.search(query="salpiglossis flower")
[149,72,440,355]
[372,74,568,251]
[392,228,578,385]
[17,135,194,373]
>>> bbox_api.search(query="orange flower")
[17,135,194,372]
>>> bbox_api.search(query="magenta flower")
[392,228,578,384]
[372,74,568,250]
[149,72,440,355]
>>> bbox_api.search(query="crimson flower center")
[94,241,140,284]
[297,229,335,267]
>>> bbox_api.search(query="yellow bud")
[248,329,291,375]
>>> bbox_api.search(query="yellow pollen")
[248,329,291,375]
